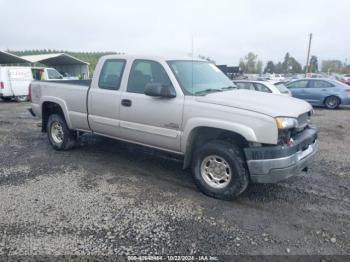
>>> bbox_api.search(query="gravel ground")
[0,101,349,256]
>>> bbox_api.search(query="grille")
[297,112,310,130]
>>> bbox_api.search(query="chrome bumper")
[244,127,318,183]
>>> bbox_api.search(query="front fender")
[181,117,257,153]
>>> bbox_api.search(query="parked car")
[342,74,350,81]
[29,55,318,200]
[286,78,350,109]
[31,67,65,81]
[0,66,33,102]
[233,80,291,96]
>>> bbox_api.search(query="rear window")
[274,82,289,93]
[98,59,126,90]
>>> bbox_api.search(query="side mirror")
[144,83,176,98]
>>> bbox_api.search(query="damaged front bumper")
[244,127,318,183]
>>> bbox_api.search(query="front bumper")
[244,127,318,183]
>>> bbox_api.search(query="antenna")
[191,35,194,95]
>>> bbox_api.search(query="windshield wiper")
[220,85,237,91]
[194,89,223,95]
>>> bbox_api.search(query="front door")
[287,80,309,100]
[119,59,183,152]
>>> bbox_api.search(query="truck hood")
[195,90,312,118]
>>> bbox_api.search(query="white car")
[31,67,65,81]
[0,66,33,101]
[233,80,292,96]
[1,66,70,102]
[342,74,350,81]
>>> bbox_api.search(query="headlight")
[275,117,298,130]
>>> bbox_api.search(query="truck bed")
[30,80,91,131]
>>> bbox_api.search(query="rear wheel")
[15,96,28,102]
[324,96,340,109]
[192,140,249,200]
[47,114,77,150]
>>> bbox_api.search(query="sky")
[1,0,349,66]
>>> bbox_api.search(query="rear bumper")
[341,95,350,106]
[244,127,318,183]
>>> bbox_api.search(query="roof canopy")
[0,51,30,64]
[21,53,89,65]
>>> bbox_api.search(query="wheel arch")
[41,98,71,132]
[323,95,341,107]
[182,126,251,169]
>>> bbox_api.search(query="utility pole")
[305,33,312,77]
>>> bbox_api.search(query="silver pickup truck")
[30,55,318,200]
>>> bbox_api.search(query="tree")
[256,60,263,74]
[282,52,290,74]
[309,55,318,73]
[264,61,275,74]
[275,62,283,74]
[240,52,261,74]
[280,52,302,74]
[239,59,246,73]
[244,52,258,73]
[289,57,302,74]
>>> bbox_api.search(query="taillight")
[28,84,32,101]
[346,88,350,93]
[0,82,4,89]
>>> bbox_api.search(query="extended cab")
[30,55,318,200]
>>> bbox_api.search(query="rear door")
[119,59,183,152]
[307,79,335,104]
[7,67,33,96]
[88,59,126,137]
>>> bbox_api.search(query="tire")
[1,97,12,102]
[15,96,28,102]
[47,114,77,150]
[324,96,340,109]
[192,140,249,200]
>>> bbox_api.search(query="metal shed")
[0,51,31,65]
[21,53,90,79]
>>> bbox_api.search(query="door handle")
[121,99,132,107]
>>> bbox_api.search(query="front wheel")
[192,140,249,200]
[324,96,340,109]
[47,114,77,150]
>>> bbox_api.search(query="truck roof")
[101,54,206,62]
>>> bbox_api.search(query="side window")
[254,83,271,93]
[235,82,255,90]
[98,59,126,90]
[127,60,173,94]
[310,80,333,88]
[288,80,309,88]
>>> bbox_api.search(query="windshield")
[167,60,235,95]
[47,69,64,79]
[274,82,289,93]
